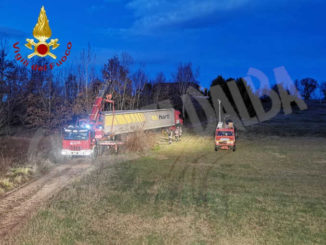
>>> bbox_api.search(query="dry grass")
[0,137,33,194]
[0,137,30,173]
[0,166,34,194]
[124,130,158,153]
[0,133,62,195]
[245,101,326,137]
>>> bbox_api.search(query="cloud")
[126,0,250,32]
[98,0,252,37]
[0,26,26,38]
[99,0,314,37]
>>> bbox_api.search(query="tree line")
[0,42,324,131]
[0,44,199,130]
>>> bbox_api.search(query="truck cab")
[215,122,236,151]
[61,127,97,157]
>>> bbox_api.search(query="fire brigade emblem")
[25,6,59,59]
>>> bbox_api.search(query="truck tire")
[98,145,105,156]
[63,156,72,161]
[215,146,218,151]
[114,145,119,154]
[91,146,98,159]
[233,145,236,152]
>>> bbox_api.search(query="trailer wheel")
[98,145,105,156]
[168,130,173,144]
[114,145,119,154]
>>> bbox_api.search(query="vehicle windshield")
[63,130,89,140]
[217,131,233,136]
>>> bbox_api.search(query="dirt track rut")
[0,159,94,238]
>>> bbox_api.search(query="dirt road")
[0,158,95,239]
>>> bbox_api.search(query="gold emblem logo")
[25,6,59,59]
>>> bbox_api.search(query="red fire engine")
[215,100,236,152]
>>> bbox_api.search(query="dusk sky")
[0,0,325,88]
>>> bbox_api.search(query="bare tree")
[0,40,17,128]
[152,72,166,104]
[131,68,148,109]
[102,53,133,110]
[320,82,326,101]
[120,53,133,110]
[78,43,96,108]
[174,62,199,96]
[300,78,317,101]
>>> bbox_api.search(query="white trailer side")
[102,109,176,135]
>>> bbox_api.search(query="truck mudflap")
[98,140,124,154]
[61,149,94,156]
[98,140,124,146]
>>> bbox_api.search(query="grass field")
[10,133,326,245]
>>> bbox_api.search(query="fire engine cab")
[214,99,236,152]
[215,121,236,151]
[61,127,97,158]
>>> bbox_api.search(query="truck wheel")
[215,146,218,151]
[92,146,98,159]
[63,156,72,161]
[233,146,236,152]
